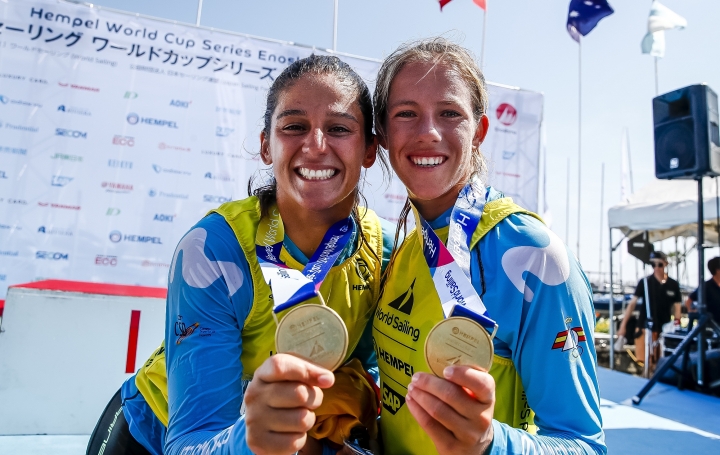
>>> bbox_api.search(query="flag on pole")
[566,0,614,42]
[641,1,687,58]
[439,0,486,11]
[473,0,487,10]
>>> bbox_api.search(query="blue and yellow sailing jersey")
[374,187,605,455]
[120,197,394,455]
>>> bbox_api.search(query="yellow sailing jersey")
[373,197,541,455]
[135,196,384,426]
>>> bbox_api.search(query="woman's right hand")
[244,354,335,455]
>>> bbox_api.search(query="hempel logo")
[127,112,178,128]
[109,230,162,244]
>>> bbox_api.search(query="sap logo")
[124,91,138,99]
[55,128,87,138]
[502,151,516,160]
[204,172,234,182]
[215,127,234,137]
[51,175,73,187]
[112,135,135,147]
[170,100,191,108]
[381,384,406,415]
[95,255,118,266]
[57,105,91,116]
[127,112,178,128]
[496,103,517,126]
[153,214,175,222]
[0,170,7,179]
[108,159,133,169]
[109,230,162,244]
[203,194,231,204]
[36,251,69,260]
[51,153,83,161]
[106,208,121,216]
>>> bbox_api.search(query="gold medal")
[275,304,348,371]
[424,316,493,376]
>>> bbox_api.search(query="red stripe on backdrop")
[0,299,4,318]
[125,310,141,373]
[439,0,453,11]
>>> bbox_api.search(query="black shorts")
[86,388,151,455]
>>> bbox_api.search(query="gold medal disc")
[424,316,493,376]
[275,304,348,371]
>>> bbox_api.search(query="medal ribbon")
[255,206,354,313]
[411,183,497,333]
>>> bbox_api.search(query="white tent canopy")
[608,178,720,244]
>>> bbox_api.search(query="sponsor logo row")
[0,250,169,268]
[0,194,231,209]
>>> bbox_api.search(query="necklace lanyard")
[411,183,498,334]
[255,206,354,313]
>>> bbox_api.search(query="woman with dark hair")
[86,54,393,455]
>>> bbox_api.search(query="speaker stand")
[633,177,720,404]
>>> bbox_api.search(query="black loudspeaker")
[627,232,654,265]
[654,84,720,180]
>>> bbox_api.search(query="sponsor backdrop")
[0,0,543,298]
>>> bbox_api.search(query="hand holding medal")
[256,207,353,371]
[413,184,498,375]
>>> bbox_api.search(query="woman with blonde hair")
[371,38,605,454]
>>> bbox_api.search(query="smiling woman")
[372,38,606,455]
[85,55,394,455]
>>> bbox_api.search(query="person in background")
[617,251,682,368]
[685,256,720,326]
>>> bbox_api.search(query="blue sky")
[89,0,720,285]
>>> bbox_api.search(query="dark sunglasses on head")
[651,261,665,268]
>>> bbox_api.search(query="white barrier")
[0,280,165,435]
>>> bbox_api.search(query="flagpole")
[654,56,659,96]
[480,7,487,70]
[566,157,571,245]
[332,0,339,51]
[577,38,583,261]
[195,0,203,26]
[599,162,605,278]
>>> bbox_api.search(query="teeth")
[299,168,336,180]
[412,157,444,167]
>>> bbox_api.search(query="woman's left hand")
[406,366,495,455]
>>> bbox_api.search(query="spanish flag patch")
[552,327,586,350]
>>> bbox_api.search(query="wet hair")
[375,38,491,292]
[374,36,489,182]
[248,54,383,259]
[709,257,720,275]
[249,54,378,214]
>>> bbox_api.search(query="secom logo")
[36,251,69,260]
[55,128,87,138]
